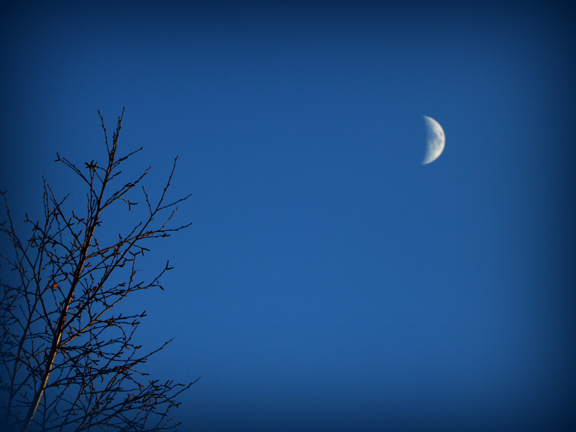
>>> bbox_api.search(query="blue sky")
[1,1,576,431]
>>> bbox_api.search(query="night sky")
[1,1,576,431]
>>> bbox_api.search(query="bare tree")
[0,109,197,431]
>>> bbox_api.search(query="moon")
[422,116,445,165]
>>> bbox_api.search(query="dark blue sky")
[2,1,576,431]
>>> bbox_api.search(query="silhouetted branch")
[0,110,197,432]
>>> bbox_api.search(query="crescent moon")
[422,116,445,165]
